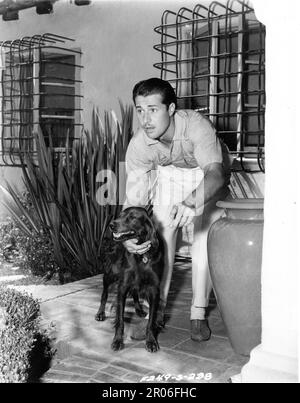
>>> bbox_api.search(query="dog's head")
[109,207,159,249]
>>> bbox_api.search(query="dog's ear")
[145,217,159,251]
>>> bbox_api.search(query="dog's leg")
[111,287,128,351]
[132,289,147,318]
[145,287,160,353]
[95,273,110,321]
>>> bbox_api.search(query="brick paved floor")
[13,257,249,383]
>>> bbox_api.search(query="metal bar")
[222,2,230,134]
[232,171,249,197]
[209,20,218,125]
[228,150,265,155]
[210,1,236,15]
[175,7,193,96]
[41,81,76,88]
[153,8,253,31]
[208,110,265,117]
[216,130,264,135]
[0,93,84,98]
[40,115,75,119]
[244,103,266,108]
[4,60,84,69]
[41,45,82,54]
[0,122,84,126]
[2,45,82,56]
[42,33,75,42]
[1,77,82,84]
[236,9,244,153]
[153,49,266,65]
[174,89,264,97]
[155,26,265,50]
[153,29,177,40]
[192,69,265,78]
[153,64,177,74]
[3,107,83,113]
[153,45,176,59]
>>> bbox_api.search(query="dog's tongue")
[113,230,135,240]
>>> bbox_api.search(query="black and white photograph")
[0,0,298,387]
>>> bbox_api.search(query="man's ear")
[168,102,176,117]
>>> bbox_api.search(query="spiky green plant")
[2,102,133,279]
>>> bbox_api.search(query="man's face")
[134,93,175,140]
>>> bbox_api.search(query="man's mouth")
[112,230,136,241]
[144,127,155,132]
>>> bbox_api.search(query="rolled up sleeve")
[189,112,223,169]
[125,138,155,207]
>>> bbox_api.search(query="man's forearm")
[183,164,226,211]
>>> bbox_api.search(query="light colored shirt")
[125,110,231,206]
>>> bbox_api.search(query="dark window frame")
[0,34,83,167]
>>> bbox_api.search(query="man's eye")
[150,109,157,113]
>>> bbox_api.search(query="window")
[154,0,265,173]
[0,33,83,166]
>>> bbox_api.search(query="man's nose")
[142,112,151,125]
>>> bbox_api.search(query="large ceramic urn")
[207,198,264,356]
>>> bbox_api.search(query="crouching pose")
[123,78,231,342]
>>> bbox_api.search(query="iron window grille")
[0,33,83,166]
[154,0,265,173]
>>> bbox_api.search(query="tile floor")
[28,257,250,383]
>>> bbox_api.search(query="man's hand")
[123,239,151,255]
[169,203,196,228]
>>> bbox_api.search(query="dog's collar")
[142,255,149,264]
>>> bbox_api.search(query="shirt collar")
[142,112,184,146]
[143,130,159,145]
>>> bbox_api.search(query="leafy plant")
[2,102,133,280]
[21,230,61,279]
[0,286,55,383]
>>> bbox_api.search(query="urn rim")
[216,198,264,210]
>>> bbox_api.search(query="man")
[123,78,231,342]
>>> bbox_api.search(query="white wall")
[241,0,299,382]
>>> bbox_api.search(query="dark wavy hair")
[132,78,177,109]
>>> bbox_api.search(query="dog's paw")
[155,319,165,330]
[135,307,147,318]
[155,310,165,329]
[145,339,159,353]
[95,312,106,321]
[111,339,124,351]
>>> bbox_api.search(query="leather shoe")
[190,319,211,342]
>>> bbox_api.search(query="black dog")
[95,207,163,353]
